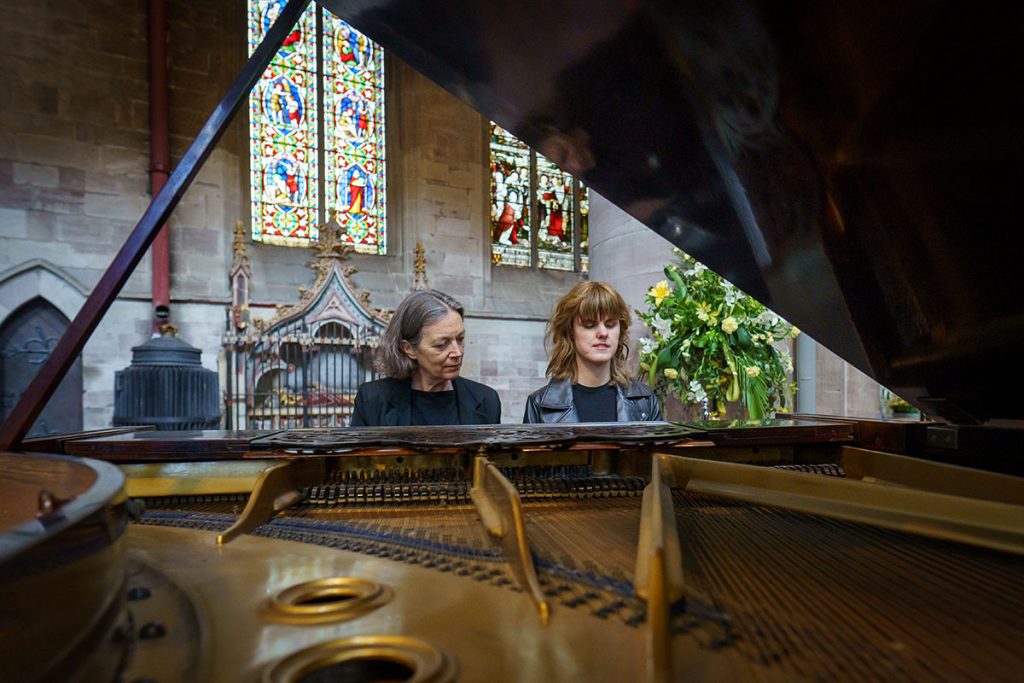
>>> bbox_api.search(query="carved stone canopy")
[263,212,391,336]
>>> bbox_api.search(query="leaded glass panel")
[323,11,387,254]
[490,123,589,272]
[536,154,575,271]
[579,182,590,273]
[248,1,319,246]
[490,123,531,267]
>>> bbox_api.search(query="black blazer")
[350,376,501,426]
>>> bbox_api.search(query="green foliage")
[637,250,798,418]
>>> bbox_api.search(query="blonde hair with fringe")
[546,281,632,386]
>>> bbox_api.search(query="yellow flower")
[696,302,712,321]
[721,316,739,334]
[663,368,679,380]
[790,326,800,339]
[746,366,761,378]
[649,280,671,306]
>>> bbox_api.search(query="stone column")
[588,191,675,374]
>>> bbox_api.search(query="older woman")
[524,281,661,423]
[351,289,501,426]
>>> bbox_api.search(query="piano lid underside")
[314,0,1024,423]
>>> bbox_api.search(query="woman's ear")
[400,339,417,361]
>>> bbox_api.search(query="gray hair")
[376,289,464,378]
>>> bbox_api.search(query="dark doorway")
[0,298,83,437]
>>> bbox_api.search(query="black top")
[571,384,618,423]
[350,376,502,427]
[410,389,459,426]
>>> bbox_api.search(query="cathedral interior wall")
[0,0,887,429]
[0,0,580,427]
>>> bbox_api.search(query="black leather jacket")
[522,378,662,423]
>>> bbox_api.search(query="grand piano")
[2,2,1022,682]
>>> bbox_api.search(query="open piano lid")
[319,0,1023,424]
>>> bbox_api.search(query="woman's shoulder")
[623,379,657,398]
[356,376,405,397]
[455,376,500,399]
[527,378,571,407]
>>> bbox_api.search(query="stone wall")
[0,0,888,429]
[0,0,578,429]
[588,191,676,373]
[812,341,886,418]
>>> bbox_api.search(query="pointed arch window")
[490,123,589,272]
[248,1,386,252]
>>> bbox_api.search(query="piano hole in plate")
[264,635,458,683]
[261,577,392,625]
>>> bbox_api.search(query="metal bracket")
[469,454,550,624]
[635,456,684,683]
[841,446,1024,505]
[217,459,324,545]
[657,453,1024,555]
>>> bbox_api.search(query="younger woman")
[524,281,661,423]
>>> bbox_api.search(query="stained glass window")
[248,2,386,252]
[322,12,386,254]
[490,124,531,267]
[490,123,589,271]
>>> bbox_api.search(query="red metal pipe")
[149,0,170,331]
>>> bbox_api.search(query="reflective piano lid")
[318,0,1024,424]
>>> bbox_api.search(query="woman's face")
[402,310,465,386]
[573,315,620,367]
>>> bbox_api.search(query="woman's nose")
[596,324,609,337]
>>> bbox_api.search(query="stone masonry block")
[0,207,29,238]
[12,163,59,188]
[84,191,146,221]
[433,216,477,238]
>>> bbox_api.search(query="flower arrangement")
[637,249,798,419]
[889,395,916,414]
[880,388,918,417]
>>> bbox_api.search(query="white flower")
[758,311,781,328]
[721,316,739,334]
[638,337,656,355]
[779,350,794,373]
[722,281,740,306]
[651,314,673,340]
[686,380,707,403]
[684,262,707,277]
